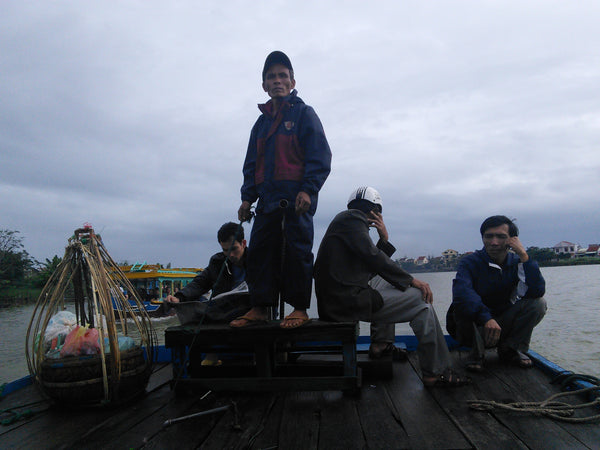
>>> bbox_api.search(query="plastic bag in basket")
[60,325,100,357]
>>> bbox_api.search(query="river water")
[1,265,598,384]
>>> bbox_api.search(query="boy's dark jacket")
[176,249,248,301]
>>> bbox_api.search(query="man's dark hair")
[480,215,519,237]
[348,199,382,215]
[217,222,244,243]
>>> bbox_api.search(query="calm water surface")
[2,265,598,383]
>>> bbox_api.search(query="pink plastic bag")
[60,325,100,357]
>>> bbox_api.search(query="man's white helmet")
[347,186,382,209]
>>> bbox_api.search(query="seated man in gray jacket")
[314,186,468,387]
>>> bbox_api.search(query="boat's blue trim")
[1,375,33,398]
[155,345,172,363]
[528,350,599,400]
[111,299,162,314]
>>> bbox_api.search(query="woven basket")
[39,347,151,406]
[26,226,157,408]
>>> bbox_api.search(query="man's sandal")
[368,343,408,361]
[500,349,533,368]
[465,357,484,373]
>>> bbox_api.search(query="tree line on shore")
[397,246,600,273]
[0,229,62,302]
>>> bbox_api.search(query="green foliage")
[0,229,37,286]
[33,255,62,288]
[0,284,41,302]
[0,229,24,253]
[526,246,556,263]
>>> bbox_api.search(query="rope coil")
[468,386,600,423]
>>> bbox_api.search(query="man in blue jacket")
[447,215,547,371]
[231,51,331,329]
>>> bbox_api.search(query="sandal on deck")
[368,342,408,360]
[499,349,533,369]
[229,315,268,328]
[423,369,471,388]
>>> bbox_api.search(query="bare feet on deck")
[229,307,269,328]
[280,309,311,329]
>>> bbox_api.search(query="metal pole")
[163,404,230,427]
[278,199,288,320]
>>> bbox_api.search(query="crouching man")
[447,215,547,372]
[314,187,469,387]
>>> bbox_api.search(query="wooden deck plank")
[0,393,116,449]
[247,393,285,450]
[0,384,51,436]
[277,391,322,450]
[62,366,208,449]
[198,394,279,450]
[145,363,174,391]
[174,375,359,393]
[386,356,471,450]
[467,351,591,450]
[0,364,172,448]
[142,393,223,449]
[356,383,411,448]
[317,390,366,449]
[67,382,186,449]
[106,388,213,449]
[429,351,530,450]
[233,395,283,450]
[492,358,600,449]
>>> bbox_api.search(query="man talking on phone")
[315,187,470,387]
[447,215,547,372]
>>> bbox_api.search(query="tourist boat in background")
[114,263,202,315]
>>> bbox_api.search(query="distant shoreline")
[2,259,598,304]
[402,258,600,274]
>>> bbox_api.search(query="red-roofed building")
[583,244,600,256]
[415,256,429,266]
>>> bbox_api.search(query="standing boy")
[232,51,331,328]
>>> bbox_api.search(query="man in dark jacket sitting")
[447,215,546,372]
[166,222,250,321]
[166,222,250,366]
[314,187,468,387]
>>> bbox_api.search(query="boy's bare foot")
[280,309,310,329]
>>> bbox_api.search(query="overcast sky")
[2,1,599,268]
